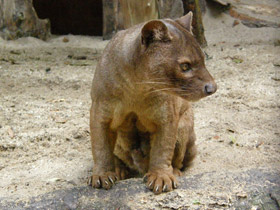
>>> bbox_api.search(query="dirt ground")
[0,4,280,207]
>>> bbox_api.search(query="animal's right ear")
[141,20,172,47]
[176,12,193,34]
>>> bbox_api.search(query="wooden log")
[103,0,158,40]
[119,0,158,29]
[0,0,50,40]
[229,7,280,28]
[103,0,208,43]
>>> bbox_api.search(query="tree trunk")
[182,0,207,47]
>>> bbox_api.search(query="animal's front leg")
[144,123,179,194]
[89,106,118,190]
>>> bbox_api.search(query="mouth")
[172,88,203,101]
[175,83,217,101]
[179,93,205,101]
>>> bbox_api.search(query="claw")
[155,186,159,192]
[148,180,154,188]
[105,180,109,185]
[173,182,177,189]
[97,179,101,186]
[109,177,114,184]
[87,177,92,186]
[163,184,167,192]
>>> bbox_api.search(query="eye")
[180,63,192,72]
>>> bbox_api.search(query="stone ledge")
[1,168,279,210]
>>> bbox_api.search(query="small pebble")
[63,37,69,43]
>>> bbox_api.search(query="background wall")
[33,0,103,36]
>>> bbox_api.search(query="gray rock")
[0,168,279,210]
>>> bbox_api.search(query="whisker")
[145,88,173,96]
[145,87,183,96]
[136,81,169,85]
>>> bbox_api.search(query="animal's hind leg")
[114,157,130,180]
[114,128,149,176]
[113,112,140,176]
[181,129,197,170]
[172,112,197,175]
[113,129,135,175]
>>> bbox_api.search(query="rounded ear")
[141,20,172,47]
[176,12,193,34]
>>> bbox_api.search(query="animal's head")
[140,12,217,101]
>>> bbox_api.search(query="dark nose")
[204,83,217,95]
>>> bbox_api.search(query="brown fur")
[89,12,217,194]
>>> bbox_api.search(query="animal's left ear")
[176,12,193,34]
[141,20,172,47]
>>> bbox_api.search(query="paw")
[143,170,179,194]
[115,166,129,180]
[173,168,182,176]
[89,171,118,190]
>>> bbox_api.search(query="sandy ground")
[0,6,280,204]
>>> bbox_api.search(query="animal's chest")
[109,93,181,135]
[109,99,158,134]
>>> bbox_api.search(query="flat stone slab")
[209,0,280,28]
[1,168,279,210]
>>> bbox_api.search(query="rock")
[229,7,280,29]
[232,19,240,27]
[62,37,69,43]
[0,168,279,210]
[226,0,280,29]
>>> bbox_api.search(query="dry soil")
[0,7,280,205]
